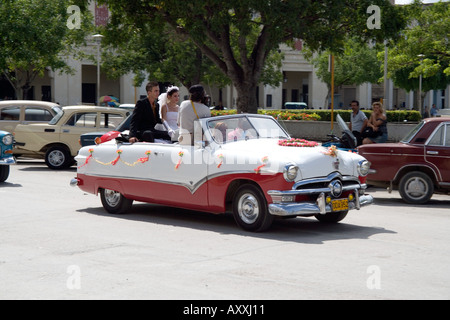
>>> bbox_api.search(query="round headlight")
[358,160,371,177]
[283,164,299,182]
[2,134,13,146]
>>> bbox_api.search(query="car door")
[119,141,209,210]
[425,123,450,182]
[59,111,99,156]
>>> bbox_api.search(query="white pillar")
[309,69,328,109]
[445,85,450,109]
[53,57,82,106]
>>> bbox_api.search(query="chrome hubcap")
[49,150,65,166]
[104,189,121,207]
[238,193,259,224]
[405,177,428,199]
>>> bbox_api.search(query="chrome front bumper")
[268,191,374,217]
[0,156,16,165]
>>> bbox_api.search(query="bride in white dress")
[158,86,180,141]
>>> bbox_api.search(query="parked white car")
[71,114,373,232]
[14,106,129,169]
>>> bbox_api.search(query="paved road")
[1,159,449,300]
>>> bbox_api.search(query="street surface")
[1,159,449,300]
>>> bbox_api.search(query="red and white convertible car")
[71,114,373,231]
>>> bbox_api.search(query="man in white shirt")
[178,85,211,145]
[349,100,368,146]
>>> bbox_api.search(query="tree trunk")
[235,81,258,114]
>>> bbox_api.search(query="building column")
[53,57,82,106]
[309,70,328,109]
[357,83,372,108]
[445,85,450,109]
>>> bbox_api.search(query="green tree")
[95,0,405,113]
[307,38,383,108]
[0,0,93,99]
[100,22,231,91]
[386,0,450,110]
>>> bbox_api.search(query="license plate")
[331,199,349,211]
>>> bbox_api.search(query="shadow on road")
[77,203,395,245]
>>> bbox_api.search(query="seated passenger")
[227,118,254,141]
[212,121,228,143]
[129,81,171,143]
[178,85,211,145]
[158,85,180,141]
[362,101,388,145]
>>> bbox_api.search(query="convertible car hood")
[218,139,363,180]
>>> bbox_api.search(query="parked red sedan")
[358,117,450,204]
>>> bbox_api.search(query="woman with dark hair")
[158,85,180,140]
[177,85,211,145]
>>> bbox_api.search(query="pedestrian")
[430,104,438,117]
[423,106,430,119]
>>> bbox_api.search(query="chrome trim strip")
[80,170,256,194]
[293,172,359,189]
[268,183,365,197]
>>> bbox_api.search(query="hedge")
[211,109,422,122]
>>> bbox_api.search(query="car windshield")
[336,114,350,132]
[49,108,64,125]
[207,116,289,144]
[401,121,425,143]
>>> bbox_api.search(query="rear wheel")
[232,184,273,232]
[100,188,133,214]
[0,165,10,182]
[399,171,434,204]
[45,146,73,170]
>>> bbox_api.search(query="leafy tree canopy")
[386,0,450,93]
[92,0,406,112]
[306,38,383,107]
[0,0,93,99]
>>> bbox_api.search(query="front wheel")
[315,211,348,223]
[399,171,434,204]
[232,184,273,232]
[100,188,133,214]
[0,165,10,182]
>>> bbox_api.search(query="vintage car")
[14,106,129,170]
[71,114,373,232]
[358,117,450,204]
[0,100,61,134]
[0,130,15,183]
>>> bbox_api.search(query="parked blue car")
[0,130,15,182]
